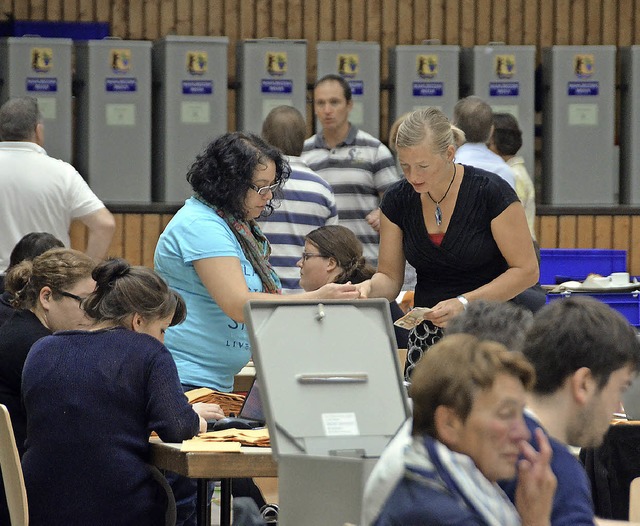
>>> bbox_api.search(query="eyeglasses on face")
[301,252,329,262]
[249,182,280,196]
[57,290,86,304]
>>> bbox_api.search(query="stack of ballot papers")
[185,387,246,416]
[181,428,270,452]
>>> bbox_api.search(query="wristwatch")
[456,295,469,310]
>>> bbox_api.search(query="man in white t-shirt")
[0,97,115,270]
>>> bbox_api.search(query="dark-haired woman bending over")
[21,259,204,526]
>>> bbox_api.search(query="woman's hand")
[192,402,225,421]
[515,428,557,526]
[197,415,208,434]
[354,279,372,299]
[314,282,361,300]
[424,297,466,328]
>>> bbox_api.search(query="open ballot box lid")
[244,299,411,460]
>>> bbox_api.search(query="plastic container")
[539,249,627,285]
[0,20,109,40]
[546,291,640,327]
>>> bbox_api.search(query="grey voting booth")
[236,39,307,135]
[0,36,73,163]
[152,36,228,203]
[244,299,410,526]
[390,44,460,123]
[541,46,616,205]
[74,39,152,203]
[460,44,536,176]
[620,46,640,205]
[316,41,381,138]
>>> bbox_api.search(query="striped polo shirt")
[301,125,400,267]
[259,156,338,293]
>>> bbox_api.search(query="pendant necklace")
[427,163,457,226]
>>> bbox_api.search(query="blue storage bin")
[546,291,640,328]
[0,20,109,40]
[539,249,627,285]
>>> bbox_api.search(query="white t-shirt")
[0,142,105,270]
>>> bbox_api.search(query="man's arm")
[77,207,116,261]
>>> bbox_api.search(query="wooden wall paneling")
[475,0,491,44]
[319,0,335,41]
[286,0,302,39]
[334,0,350,41]
[522,0,538,51]
[538,215,559,247]
[635,0,640,43]
[112,0,130,39]
[108,214,125,260]
[69,220,88,253]
[507,0,524,45]
[594,215,613,248]
[224,1,239,83]
[538,0,554,51]
[381,0,397,81]
[576,215,595,247]
[29,0,46,19]
[612,216,631,251]
[272,0,287,38]
[161,214,174,231]
[207,0,224,37]
[427,0,445,41]
[365,0,382,45]
[142,214,163,268]
[303,0,318,81]
[397,0,414,44]
[598,0,619,46]
[350,0,366,41]
[554,0,570,45]
[144,1,161,40]
[62,0,77,21]
[585,0,602,45]
[159,0,177,36]
[460,0,477,48]
[240,0,256,39]
[490,0,507,43]
[77,0,95,21]
[444,0,460,45]
[630,216,640,276]
[256,0,272,37]
[123,214,143,265]
[175,0,192,35]
[412,0,428,42]
[191,0,207,36]
[558,215,577,248]
[44,0,62,20]
[570,0,586,44]
[95,0,110,26]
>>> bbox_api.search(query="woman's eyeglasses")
[58,291,86,305]
[301,252,329,262]
[249,182,280,196]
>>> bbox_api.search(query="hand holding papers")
[393,307,433,330]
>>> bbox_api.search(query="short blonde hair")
[396,106,465,154]
[410,334,535,438]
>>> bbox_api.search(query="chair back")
[631,476,640,522]
[0,404,28,526]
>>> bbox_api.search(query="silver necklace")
[426,163,457,226]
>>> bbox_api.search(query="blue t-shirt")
[154,197,264,391]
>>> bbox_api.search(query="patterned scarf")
[405,435,521,526]
[195,195,281,294]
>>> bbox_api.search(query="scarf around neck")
[404,435,521,526]
[194,195,281,294]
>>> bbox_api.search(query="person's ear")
[434,405,464,448]
[326,257,339,272]
[346,98,354,112]
[38,286,53,312]
[446,144,456,163]
[34,122,45,147]
[130,313,144,333]
[570,367,597,406]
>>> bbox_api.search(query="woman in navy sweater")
[22,259,205,526]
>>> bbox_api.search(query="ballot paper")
[394,307,433,330]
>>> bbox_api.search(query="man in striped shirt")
[259,105,338,292]
[301,74,400,267]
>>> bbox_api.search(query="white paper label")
[491,104,519,120]
[36,97,57,119]
[321,412,359,436]
[106,103,136,126]
[568,104,598,126]
[350,101,364,125]
[181,101,211,124]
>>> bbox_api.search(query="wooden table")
[150,441,277,526]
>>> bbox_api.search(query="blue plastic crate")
[546,291,640,327]
[539,249,627,285]
[0,20,109,40]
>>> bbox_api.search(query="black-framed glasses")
[301,252,329,262]
[249,182,280,196]
[57,290,85,304]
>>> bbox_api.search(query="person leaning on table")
[21,258,204,526]
[355,107,539,381]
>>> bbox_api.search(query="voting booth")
[244,299,410,526]
[390,43,460,123]
[316,41,381,137]
[460,44,536,176]
[236,39,307,135]
[151,36,228,203]
[0,36,73,162]
[619,46,640,205]
[74,39,152,203]
[541,46,616,205]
